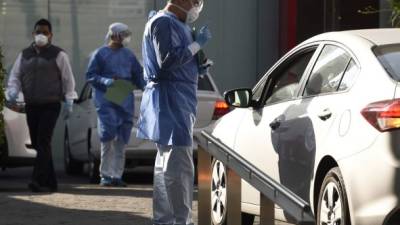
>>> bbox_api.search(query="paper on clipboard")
[104,79,135,105]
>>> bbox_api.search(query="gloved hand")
[6,89,18,104]
[100,77,114,87]
[195,25,212,48]
[63,99,74,120]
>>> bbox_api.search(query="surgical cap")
[105,22,132,43]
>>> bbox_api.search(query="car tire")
[211,159,255,225]
[88,148,100,184]
[317,167,351,225]
[64,130,83,175]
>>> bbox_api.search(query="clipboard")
[104,79,135,105]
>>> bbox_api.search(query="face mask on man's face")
[122,36,131,47]
[186,6,200,23]
[34,34,48,47]
[170,0,203,23]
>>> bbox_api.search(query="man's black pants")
[25,103,61,189]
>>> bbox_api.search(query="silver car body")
[211,29,400,225]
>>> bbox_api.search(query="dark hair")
[34,18,52,32]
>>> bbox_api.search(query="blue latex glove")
[195,26,212,48]
[63,99,74,120]
[6,89,18,104]
[100,77,114,87]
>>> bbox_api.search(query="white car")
[64,73,228,182]
[209,29,400,225]
[0,100,34,169]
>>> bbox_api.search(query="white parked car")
[0,100,34,169]
[64,73,228,182]
[209,29,400,225]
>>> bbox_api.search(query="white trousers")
[99,138,126,179]
[153,144,194,225]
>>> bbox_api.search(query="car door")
[234,45,320,207]
[277,43,358,203]
[68,83,96,160]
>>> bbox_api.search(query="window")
[304,45,351,96]
[265,50,315,105]
[375,44,400,81]
[79,83,92,102]
[338,59,359,91]
[252,77,267,102]
[197,74,214,91]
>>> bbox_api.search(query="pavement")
[0,167,291,225]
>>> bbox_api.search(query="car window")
[198,74,214,91]
[252,77,267,102]
[338,59,359,91]
[304,45,351,96]
[374,44,400,81]
[265,50,315,105]
[79,83,92,102]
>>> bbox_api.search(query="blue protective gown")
[136,11,199,146]
[87,46,146,144]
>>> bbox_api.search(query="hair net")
[104,22,132,44]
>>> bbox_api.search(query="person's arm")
[56,51,78,101]
[86,51,114,90]
[130,54,146,90]
[152,17,199,71]
[7,53,23,98]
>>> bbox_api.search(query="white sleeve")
[56,51,78,100]
[7,53,23,95]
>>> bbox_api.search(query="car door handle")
[269,118,281,130]
[318,109,332,121]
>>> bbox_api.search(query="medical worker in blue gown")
[137,0,212,224]
[86,23,145,187]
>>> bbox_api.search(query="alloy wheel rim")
[320,182,343,225]
[211,160,227,224]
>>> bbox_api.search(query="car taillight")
[212,99,230,120]
[361,99,400,132]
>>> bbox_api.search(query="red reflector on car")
[212,100,230,120]
[361,99,400,132]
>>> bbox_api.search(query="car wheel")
[64,130,83,175]
[317,167,351,225]
[88,148,100,184]
[211,159,255,225]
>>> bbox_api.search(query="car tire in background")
[317,167,351,225]
[64,128,84,175]
[211,159,255,225]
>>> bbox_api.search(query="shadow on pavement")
[0,196,152,225]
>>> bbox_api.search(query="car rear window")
[198,74,214,91]
[375,44,400,81]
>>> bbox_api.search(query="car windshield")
[375,44,400,81]
[198,74,214,91]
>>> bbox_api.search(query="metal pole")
[197,146,212,225]
[226,168,241,225]
[260,194,275,225]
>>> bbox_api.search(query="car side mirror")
[224,88,253,108]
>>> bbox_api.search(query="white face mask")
[170,1,202,23]
[186,7,200,23]
[34,34,48,47]
[122,36,131,47]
